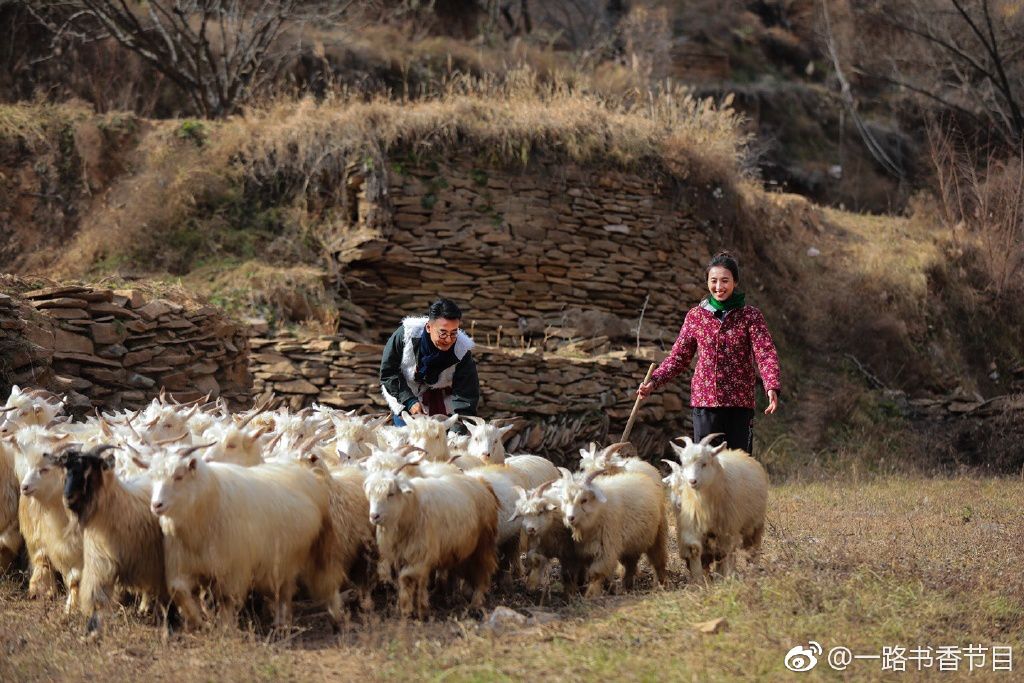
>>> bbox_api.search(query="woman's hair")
[428,298,463,321]
[706,251,740,282]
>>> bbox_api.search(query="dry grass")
[0,101,92,149]
[2,476,1020,681]
[179,260,336,328]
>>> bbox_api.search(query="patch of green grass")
[177,119,208,147]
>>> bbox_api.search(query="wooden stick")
[620,363,656,443]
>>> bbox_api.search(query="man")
[380,298,479,426]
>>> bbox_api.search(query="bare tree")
[852,0,1024,149]
[25,0,315,118]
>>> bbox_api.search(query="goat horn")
[26,389,61,401]
[461,415,485,426]
[85,444,118,458]
[265,432,284,452]
[393,460,416,475]
[151,435,186,446]
[0,406,17,413]
[534,478,557,495]
[601,442,634,459]
[126,419,143,439]
[698,433,726,447]
[236,409,261,429]
[176,393,210,408]
[394,445,426,458]
[177,442,215,458]
[583,468,608,486]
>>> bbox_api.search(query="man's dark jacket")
[379,316,479,418]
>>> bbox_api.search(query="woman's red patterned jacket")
[649,303,780,409]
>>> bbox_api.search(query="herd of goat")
[0,385,769,636]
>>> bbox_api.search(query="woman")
[637,252,780,455]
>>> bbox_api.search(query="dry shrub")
[929,127,1024,295]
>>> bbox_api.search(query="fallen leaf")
[693,617,727,634]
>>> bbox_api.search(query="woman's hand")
[637,382,654,400]
[764,389,778,415]
[409,402,424,415]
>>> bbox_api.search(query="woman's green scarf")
[706,291,746,312]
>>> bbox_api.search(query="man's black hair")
[428,298,463,321]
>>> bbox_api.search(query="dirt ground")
[1,475,1022,682]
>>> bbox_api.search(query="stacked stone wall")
[336,154,714,345]
[0,282,251,411]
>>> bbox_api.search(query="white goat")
[399,412,460,462]
[363,466,498,618]
[147,445,334,629]
[0,437,22,571]
[558,468,668,597]
[58,445,168,635]
[465,464,531,583]
[509,480,586,595]
[460,416,558,487]
[662,433,768,581]
[17,434,82,611]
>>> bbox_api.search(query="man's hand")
[409,402,424,415]
[764,389,778,415]
[637,382,654,400]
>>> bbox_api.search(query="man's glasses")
[432,328,460,340]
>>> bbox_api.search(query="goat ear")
[400,410,413,423]
[507,512,520,523]
[443,414,459,429]
[187,457,198,471]
[557,466,573,481]
[544,503,556,512]
[661,459,682,474]
[397,478,414,494]
[512,485,526,500]
[592,487,607,504]
[669,442,687,458]
[498,424,515,436]
[102,453,116,470]
[711,442,727,455]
